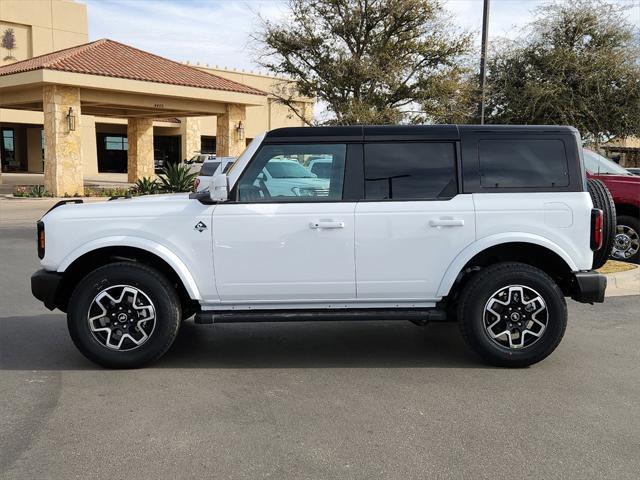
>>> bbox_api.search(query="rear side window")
[479,139,569,188]
[364,143,457,200]
[200,161,220,176]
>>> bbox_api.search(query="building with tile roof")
[0,0,313,195]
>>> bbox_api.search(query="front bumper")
[571,271,607,304]
[31,269,63,310]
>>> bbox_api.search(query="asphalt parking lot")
[1,200,639,479]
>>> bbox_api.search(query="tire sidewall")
[68,264,180,368]
[461,268,567,366]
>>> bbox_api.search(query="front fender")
[57,236,202,300]
[436,233,579,298]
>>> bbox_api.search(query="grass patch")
[597,260,637,274]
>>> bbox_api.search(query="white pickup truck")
[32,125,612,368]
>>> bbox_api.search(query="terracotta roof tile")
[0,39,266,96]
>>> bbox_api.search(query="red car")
[584,149,640,263]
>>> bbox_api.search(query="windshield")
[266,161,315,178]
[583,149,631,176]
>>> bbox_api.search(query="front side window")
[364,143,457,200]
[237,144,346,202]
[479,139,569,188]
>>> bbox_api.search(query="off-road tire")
[457,262,567,367]
[587,178,616,269]
[67,262,181,368]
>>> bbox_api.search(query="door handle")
[429,218,465,227]
[310,221,345,229]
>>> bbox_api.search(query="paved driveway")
[1,200,639,479]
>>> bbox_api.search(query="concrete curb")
[605,265,640,297]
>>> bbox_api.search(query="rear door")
[355,142,476,301]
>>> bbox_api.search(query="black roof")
[264,124,578,143]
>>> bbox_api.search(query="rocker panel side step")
[194,308,447,324]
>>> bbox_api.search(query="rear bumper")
[571,271,607,304]
[31,269,63,310]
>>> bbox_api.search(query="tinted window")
[479,139,569,188]
[237,144,346,202]
[364,143,457,200]
[200,161,220,176]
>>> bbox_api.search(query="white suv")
[31,125,609,368]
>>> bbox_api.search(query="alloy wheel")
[612,225,640,260]
[483,285,548,350]
[87,285,156,351]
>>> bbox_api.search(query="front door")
[355,142,476,301]
[212,143,356,303]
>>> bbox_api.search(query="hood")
[42,193,194,222]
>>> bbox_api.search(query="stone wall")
[216,104,246,158]
[127,118,154,182]
[43,85,84,196]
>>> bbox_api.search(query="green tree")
[485,0,640,143]
[255,0,472,125]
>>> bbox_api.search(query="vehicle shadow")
[0,314,484,370]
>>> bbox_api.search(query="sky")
[82,0,640,73]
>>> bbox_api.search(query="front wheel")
[67,262,181,368]
[457,262,567,367]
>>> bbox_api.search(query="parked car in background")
[154,149,168,173]
[307,156,333,179]
[194,157,235,192]
[584,149,640,263]
[626,167,640,176]
[244,158,330,198]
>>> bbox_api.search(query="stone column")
[181,117,201,162]
[43,85,84,196]
[216,104,246,158]
[127,118,154,183]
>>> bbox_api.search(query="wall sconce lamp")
[66,107,76,132]
[236,120,245,141]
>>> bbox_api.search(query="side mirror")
[210,174,229,202]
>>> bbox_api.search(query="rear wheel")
[612,214,640,264]
[458,262,567,367]
[67,262,181,368]
[587,178,616,269]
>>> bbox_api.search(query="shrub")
[13,185,51,197]
[158,162,198,193]
[133,177,160,195]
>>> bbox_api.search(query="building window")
[201,136,216,154]
[1,128,17,172]
[105,135,128,151]
[40,129,45,160]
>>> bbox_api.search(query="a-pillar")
[127,118,154,183]
[216,104,246,157]
[43,85,84,196]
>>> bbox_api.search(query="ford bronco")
[31,125,611,368]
